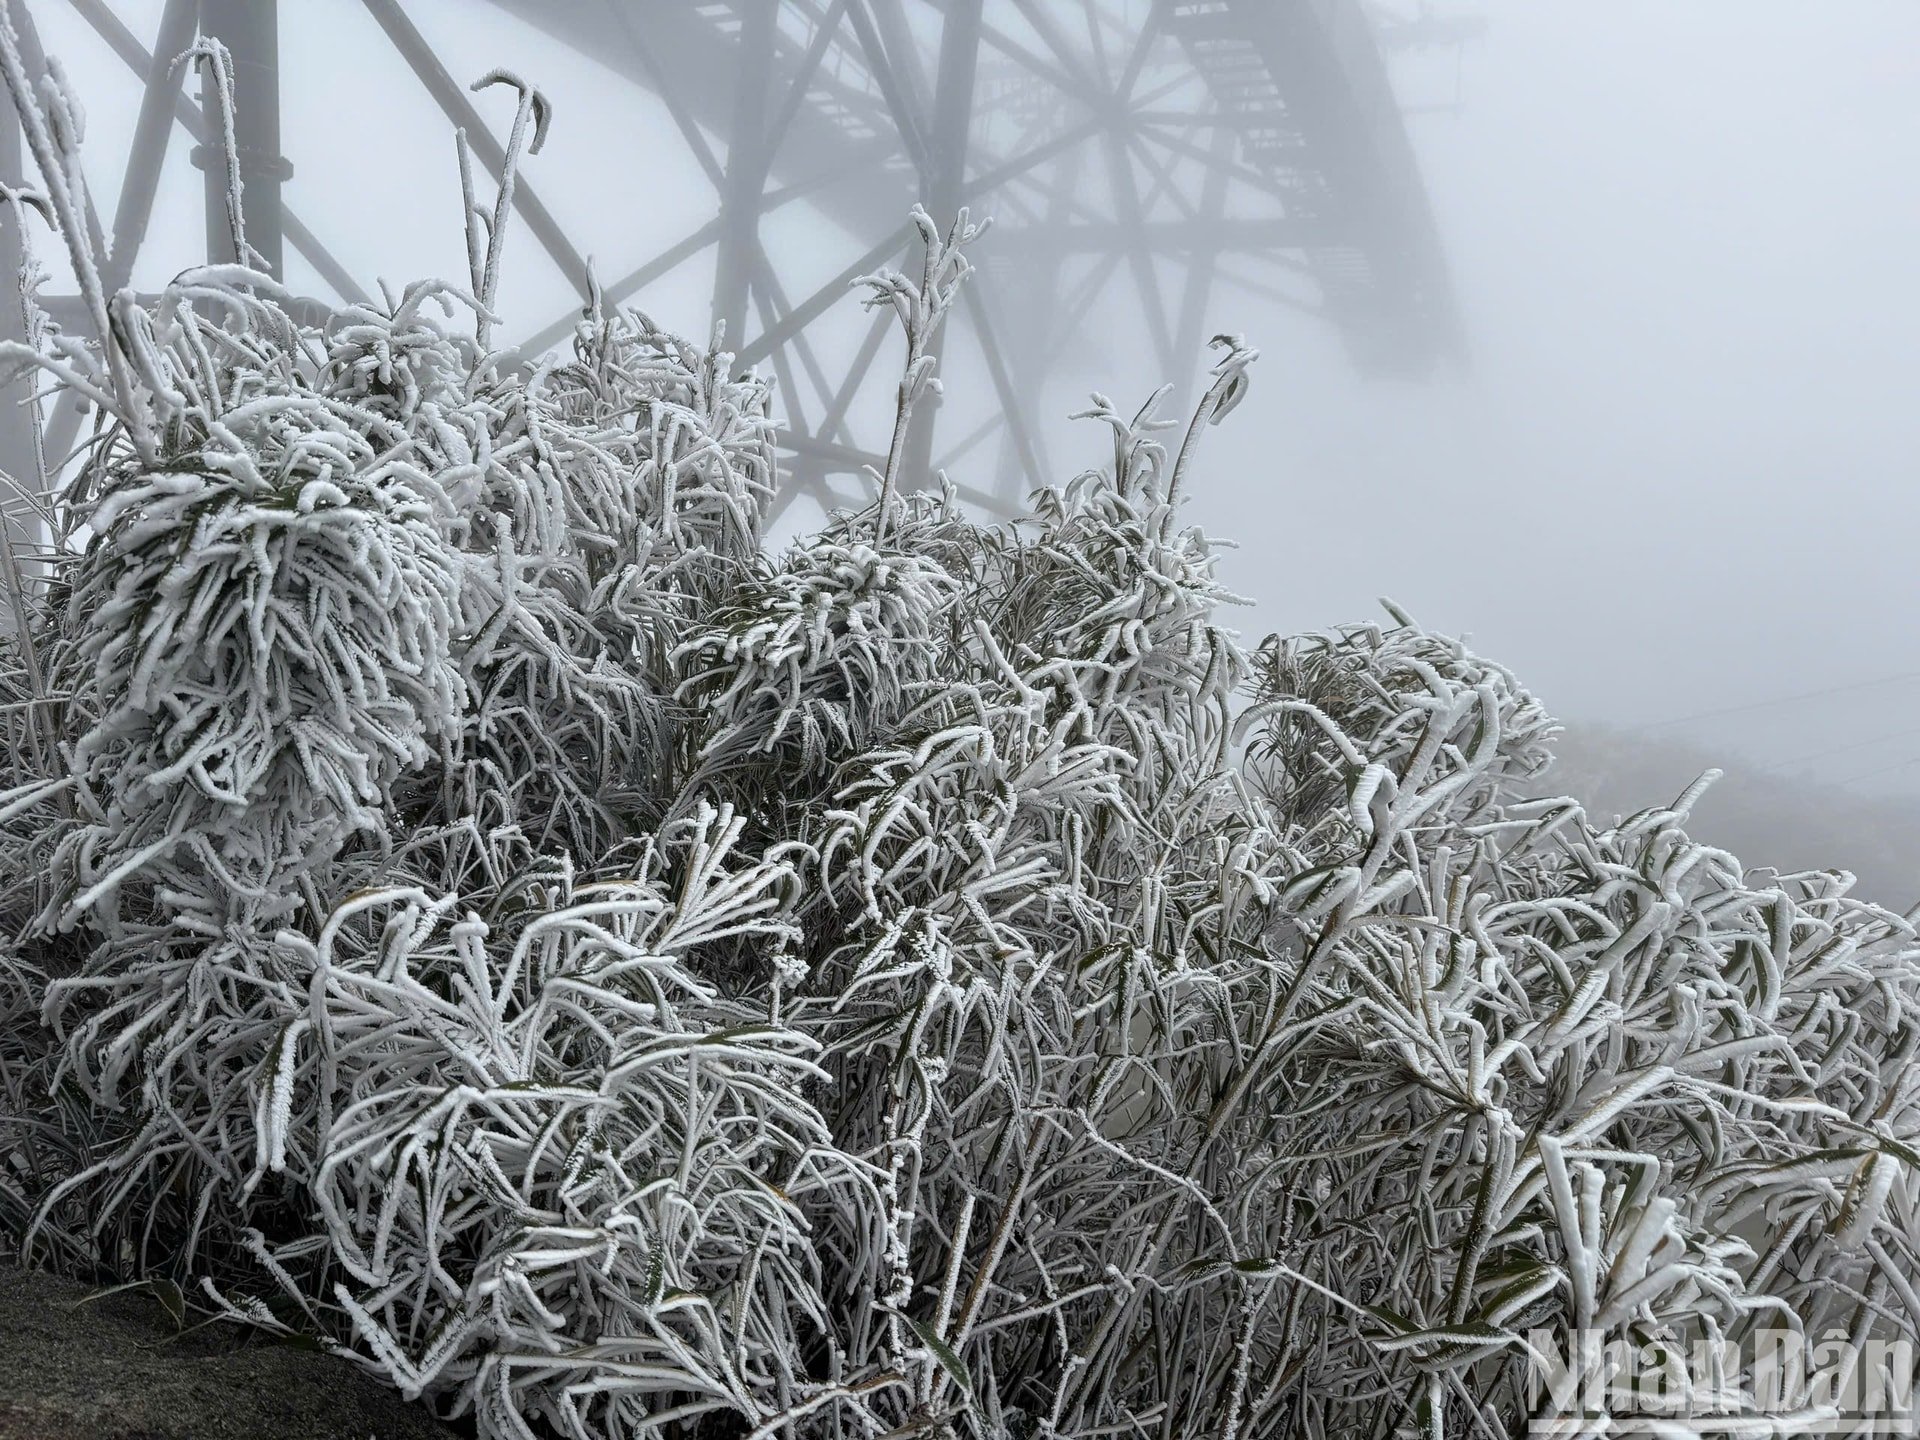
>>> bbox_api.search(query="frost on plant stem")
[1,19,1918,1440]
[851,204,987,537]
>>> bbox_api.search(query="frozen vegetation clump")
[2,28,1918,1440]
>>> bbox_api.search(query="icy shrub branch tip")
[852,204,990,538]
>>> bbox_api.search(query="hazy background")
[21,0,1920,901]
[1191,0,1920,803]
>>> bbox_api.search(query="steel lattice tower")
[0,0,1465,522]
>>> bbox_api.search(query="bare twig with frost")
[172,38,264,271]
[459,69,551,350]
[852,205,988,538]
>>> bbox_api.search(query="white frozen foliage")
[2,24,1917,1440]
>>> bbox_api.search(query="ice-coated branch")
[172,38,264,272]
[462,68,551,350]
[1168,331,1256,503]
[0,1,152,461]
[852,204,989,539]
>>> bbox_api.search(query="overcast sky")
[24,0,1920,795]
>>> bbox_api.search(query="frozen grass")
[1,18,1917,1440]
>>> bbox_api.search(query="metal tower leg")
[714,0,778,355]
[987,140,1083,501]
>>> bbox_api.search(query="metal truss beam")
[988,214,1336,255]
[713,0,779,348]
[1171,0,1464,373]
[20,0,1466,524]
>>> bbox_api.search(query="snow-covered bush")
[2,26,1916,1440]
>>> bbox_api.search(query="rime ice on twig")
[459,69,550,351]
[852,204,988,539]
[173,38,264,272]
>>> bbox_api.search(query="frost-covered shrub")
[238,809,865,1439]
[1,27,1917,1440]
[48,317,471,935]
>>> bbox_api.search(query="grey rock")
[0,1264,463,1440]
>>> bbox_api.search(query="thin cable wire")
[1831,755,1920,788]
[1757,724,1920,775]
[1643,671,1920,730]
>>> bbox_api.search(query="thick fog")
[1189,0,1920,807]
[20,0,1920,822]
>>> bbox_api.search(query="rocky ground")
[0,1264,462,1440]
